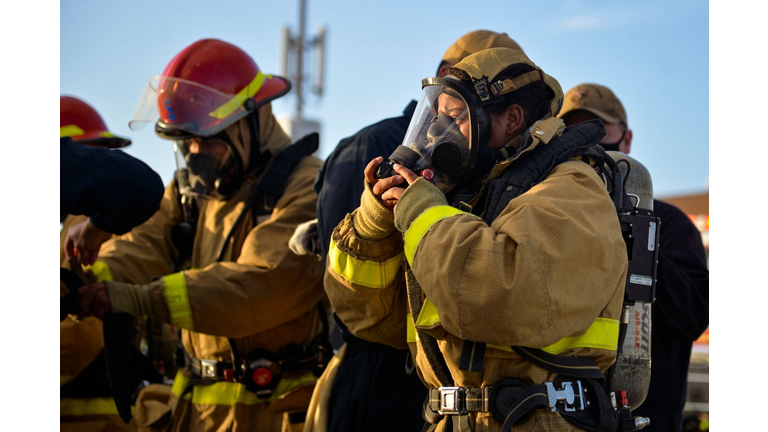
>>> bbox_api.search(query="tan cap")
[442,30,523,66]
[558,83,627,126]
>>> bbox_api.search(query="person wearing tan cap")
[300,30,523,432]
[324,47,629,431]
[559,83,709,432]
[557,83,632,153]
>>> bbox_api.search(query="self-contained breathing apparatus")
[376,49,660,431]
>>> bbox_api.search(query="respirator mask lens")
[386,84,474,193]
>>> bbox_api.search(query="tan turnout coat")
[325,145,628,431]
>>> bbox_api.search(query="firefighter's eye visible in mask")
[436,93,470,138]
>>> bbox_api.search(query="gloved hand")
[77,281,155,320]
[289,218,321,256]
[64,218,114,266]
[353,180,398,239]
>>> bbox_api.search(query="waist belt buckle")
[545,381,587,412]
[199,359,218,380]
[438,386,468,415]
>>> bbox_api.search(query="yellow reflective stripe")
[85,261,114,282]
[414,298,440,328]
[406,313,417,343]
[540,317,619,353]
[171,370,317,405]
[403,206,467,266]
[208,71,265,119]
[60,125,84,137]
[60,397,133,417]
[487,318,619,353]
[405,313,619,353]
[328,238,403,289]
[405,299,440,344]
[162,272,194,331]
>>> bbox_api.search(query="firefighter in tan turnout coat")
[323,47,628,432]
[76,38,329,432]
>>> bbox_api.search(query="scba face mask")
[174,136,242,200]
[377,77,489,194]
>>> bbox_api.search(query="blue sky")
[59,0,708,199]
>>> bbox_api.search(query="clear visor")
[130,76,251,137]
[173,137,235,199]
[397,85,472,193]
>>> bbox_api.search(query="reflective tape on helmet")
[405,301,618,353]
[86,261,115,282]
[161,272,194,331]
[328,238,403,289]
[60,125,85,137]
[403,205,472,266]
[171,369,317,405]
[60,396,133,417]
[208,70,265,120]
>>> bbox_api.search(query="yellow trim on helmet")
[162,272,194,331]
[171,369,317,405]
[328,238,403,289]
[60,125,84,137]
[403,205,468,266]
[208,70,266,120]
[60,396,133,417]
[406,302,618,353]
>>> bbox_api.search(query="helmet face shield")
[130,76,252,138]
[394,78,485,193]
[173,136,239,200]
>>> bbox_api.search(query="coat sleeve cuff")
[352,181,396,240]
[106,281,168,321]
[395,178,448,233]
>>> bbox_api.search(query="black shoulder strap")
[216,132,319,261]
[252,132,319,217]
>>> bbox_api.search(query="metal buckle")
[199,359,218,380]
[545,381,587,412]
[438,386,467,415]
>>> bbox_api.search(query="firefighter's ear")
[619,129,633,154]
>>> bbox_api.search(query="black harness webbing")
[511,346,605,381]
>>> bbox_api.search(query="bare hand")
[364,157,419,211]
[64,219,114,266]
[76,282,112,320]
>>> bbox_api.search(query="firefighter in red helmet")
[75,38,329,432]
[61,95,132,149]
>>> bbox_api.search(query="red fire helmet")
[129,38,291,139]
[60,96,131,148]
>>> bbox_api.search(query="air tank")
[606,151,655,411]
